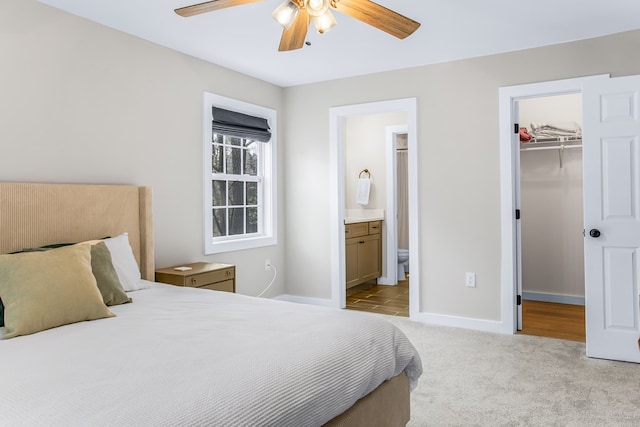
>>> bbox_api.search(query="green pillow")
[0,244,115,339]
[10,242,74,253]
[90,242,131,306]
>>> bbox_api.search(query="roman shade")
[212,107,271,142]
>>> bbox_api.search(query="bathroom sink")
[344,209,384,224]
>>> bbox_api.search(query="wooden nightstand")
[155,262,236,293]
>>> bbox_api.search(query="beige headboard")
[0,183,154,280]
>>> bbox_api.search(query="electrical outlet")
[265,259,271,271]
[465,272,476,288]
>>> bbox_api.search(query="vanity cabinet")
[345,220,382,289]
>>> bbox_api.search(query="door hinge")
[515,209,521,220]
[517,295,522,306]
[514,123,520,134]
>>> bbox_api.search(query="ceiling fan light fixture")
[312,9,336,34]
[306,0,329,17]
[272,0,300,30]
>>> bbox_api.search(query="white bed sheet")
[0,282,422,426]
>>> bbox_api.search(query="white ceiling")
[38,0,640,87]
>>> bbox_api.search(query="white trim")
[329,98,419,315]
[413,312,507,334]
[202,92,278,254]
[384,125,409,286]
[498,75,609,334]
[272,294,336,307]
[522,292,585,306]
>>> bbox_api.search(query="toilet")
[397,248,409,281]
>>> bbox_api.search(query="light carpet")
[383,316,640,426]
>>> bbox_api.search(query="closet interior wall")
[519,94,585,304]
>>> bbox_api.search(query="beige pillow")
[0,244,115,339]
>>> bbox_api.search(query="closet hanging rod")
[521,144,582,168]
[520,144,582,152]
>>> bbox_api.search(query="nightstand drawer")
[188,268,234,288]
[155,262,236,294]
[199,279,235,293]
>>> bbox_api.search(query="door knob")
[589,229,601,238]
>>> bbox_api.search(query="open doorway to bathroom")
[342,117,410,317]
[329,98,419,318]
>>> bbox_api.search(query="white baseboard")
[412,312,511,334]
[376,276,395,286]
[274,295,512,335]
[522,291,585,306]
[273,294,338,308]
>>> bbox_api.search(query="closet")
[518,94,585,341]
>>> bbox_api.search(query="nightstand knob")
[191,278,197,285]
[226,270,231,277]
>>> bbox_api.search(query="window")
[203,93,277,254]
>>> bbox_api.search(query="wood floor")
[345,276,409,317]
[519,300,586,342]
[345,281,585,342]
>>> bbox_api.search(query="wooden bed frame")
[0,182,410,427]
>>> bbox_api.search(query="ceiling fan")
[175,0,421,52]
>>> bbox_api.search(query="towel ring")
[359,169,371,179]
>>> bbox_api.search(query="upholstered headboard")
[0,183,154,280]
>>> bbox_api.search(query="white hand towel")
[356,178,371,205]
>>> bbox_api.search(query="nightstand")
[155,262,236,293]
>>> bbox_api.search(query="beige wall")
[0,1,285,297]
[344,112,407,210]
[283,30,640,321]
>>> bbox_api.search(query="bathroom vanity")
[345,220,382,289]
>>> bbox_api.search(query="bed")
[0,183,422,426]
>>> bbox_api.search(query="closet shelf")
[520,136,582,150]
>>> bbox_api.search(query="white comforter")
[0,283,422,426]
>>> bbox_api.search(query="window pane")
[212,144,223,174]
[226,147,242,175]
[212,180,226,207]
[228,180,244,206]
[213,133,224,144]
[212,208,226,237]
[246,207,258,233]
[244,141,258,176]
[228,208,244,235]
[246,182,257,205]
[227,136,242,146]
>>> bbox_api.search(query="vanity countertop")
[344,209,384,224]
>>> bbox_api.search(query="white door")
[583,75,640,363]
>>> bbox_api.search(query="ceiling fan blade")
[175,0,263,17]
[331,0,420,39]
[278,9,310,52]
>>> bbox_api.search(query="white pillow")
[103,233,149,292]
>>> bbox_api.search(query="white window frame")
[203,92,277,254]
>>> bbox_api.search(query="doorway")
[500,73,640,363]
[516,93,586,342]
[344,124,410,316]
[329,98,419,318]
[498,75,606,336]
